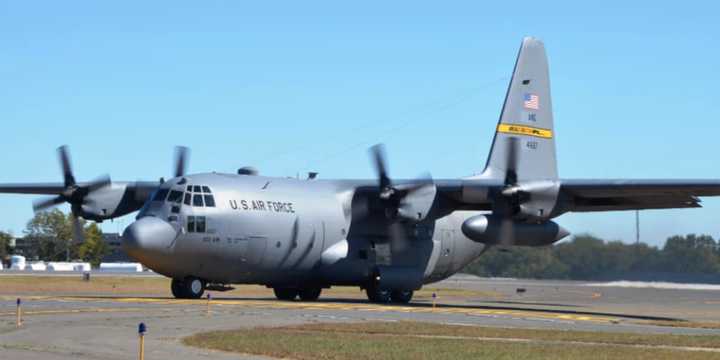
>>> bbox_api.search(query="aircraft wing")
[0,183,66,195]
[558,179,720,212]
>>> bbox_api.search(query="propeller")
[491,137,524,245]
[32,146,111,243]
[368,144,437,251]
[173,146,190,178]
[370,145,435,220]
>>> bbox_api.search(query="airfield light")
[138,322,147,360]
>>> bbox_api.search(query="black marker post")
[16,298,22,327]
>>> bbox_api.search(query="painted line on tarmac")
[0,307,153,317]
[19,296,620,324]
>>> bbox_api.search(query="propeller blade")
[173,146,190,178]
[57,145,76,187]
[498,218,514,246]
[388,222,409,253]
[32,195,65,212]
[369,144,391,190]
[504,137,519,185]
[396,172,434,195]
[85,174,112,192]
[72,214,85,244]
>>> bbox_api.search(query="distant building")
[11,236,40,259]
[8,233,132,263]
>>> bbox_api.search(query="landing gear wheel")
[298,288,322,301]
[171,279,186,299]
[391,290,413,304]
[183,277,205,299]
[366,286,392,303]
[273,287,299,301]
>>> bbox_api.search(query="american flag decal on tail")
[523,93,539,110]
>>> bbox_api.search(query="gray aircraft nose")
[122,217,177,259]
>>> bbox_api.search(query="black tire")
[183,277,205,299]
[366,286,392,303]
[391,290,413,304]
[171,279,186,299]
[298,288,322,301]
[273,287,299,301]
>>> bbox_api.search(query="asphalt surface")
[1,274,719,359]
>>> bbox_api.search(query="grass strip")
[184,322,720,360]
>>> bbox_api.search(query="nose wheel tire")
[298,288,322,301]
[171,277,206,299]
[273,287,299,301]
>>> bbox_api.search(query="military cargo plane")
[3,37,720,303]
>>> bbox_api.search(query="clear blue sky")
[1,1,719,246]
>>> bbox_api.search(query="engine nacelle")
[461,215,570,247]
[81,182,157,221]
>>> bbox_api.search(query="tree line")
[0,209,108,267]
[464,234,720,281]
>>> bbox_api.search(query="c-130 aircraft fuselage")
[124,173,489,301]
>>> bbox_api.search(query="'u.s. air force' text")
[229,199,295,213]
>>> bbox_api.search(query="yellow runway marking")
[0,307,151,317]
[0,296,621,324]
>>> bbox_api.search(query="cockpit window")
[187,216,195,232]
[196,216,206,232]
[152,189,169,202]
[181,185,215,207]
[204,195,216,207]
[167,190,183,203]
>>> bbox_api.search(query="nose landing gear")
[171,277,206,299]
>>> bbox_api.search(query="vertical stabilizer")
[482,37,557,182]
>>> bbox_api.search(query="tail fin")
[481,37,558,182]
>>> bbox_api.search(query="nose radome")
[122,217,177,256]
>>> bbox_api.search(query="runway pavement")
[0,275,718,359]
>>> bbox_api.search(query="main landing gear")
[365,284,414,304]
[171,277,206,299]
[273,287,323,301]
